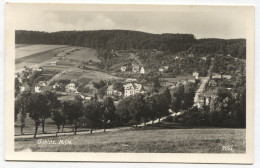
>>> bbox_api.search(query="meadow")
[64,47,100,62]
[55,68,121,83]
[15,128,246,153]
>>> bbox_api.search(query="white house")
[121,66,127,72]
[107,85,123,97]
[125,78,137,83]
[222,75,232,79]
[192,71,199,79]
[51,61,57,66]
[159,68,164,72]
[65,83,77,93]
[163,66,169,70]
[123,83,145,97]
[35,84,41,93]
[52,83,60,89]
[140,67,145,74]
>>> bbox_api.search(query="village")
[15,47,240,113]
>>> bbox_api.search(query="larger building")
[123,83,145,97]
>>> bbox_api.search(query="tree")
[171,83,195,112]
[144,95,157,125]
[102,97,116,132]
[15,77,21,97]
[128,94,146,127]
[116,97,132,126]
[27,93,49,138]
[15,91,31,135]
[84,101,104,133]
[66,99,84,135]
[41,91,59,133]
[153,93,169,124]
[52,109,66,136]
[97,86,107,99]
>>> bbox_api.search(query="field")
[56,68,121,83]
[64,47,100,62]
[15,46,78,72]
[15,128,246,153]
[15,44,68,59]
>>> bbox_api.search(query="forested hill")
[15,30,246,59]
[15,30,195,53]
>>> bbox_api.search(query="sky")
[12,6,248,39]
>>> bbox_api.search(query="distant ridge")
[15,30,246,59]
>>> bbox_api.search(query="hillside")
[15,30,246,59]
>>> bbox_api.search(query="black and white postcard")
[5,3,254,163]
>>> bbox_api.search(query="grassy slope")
[15,128,245,153]
[64,48,100,62]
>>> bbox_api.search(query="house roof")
[107,85,113,91]
[209,80,217,85]
[124,83,143,91]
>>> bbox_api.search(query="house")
[125,78,137,83]
[121,66,127,72]
[39,81,47,87]
[107,85,123,97]
[222,75,232,79]
[36,67,43,72]
[163,66,169,70]
[65,83,77,93]
[132,62,140,73]
[140,67,145,74]
[198,94,211,108]
[197,90,215,108]
[174,56,179,60]
[192,71,199,79]
[107,85,114,95]
[123,83,145,97]
[208,80,218,87]
[201,57,207,61]
[21,83,30,92]
[212,73,222,79]
[88,60,95,65]
[52,83,60,89]
[35,84,41,93]
[51,61,57,66]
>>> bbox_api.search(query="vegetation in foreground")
[15,128,246,153]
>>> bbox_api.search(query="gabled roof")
[107,85,113,91]
[124,83,143,91]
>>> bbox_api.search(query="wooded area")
[15,30,246,58]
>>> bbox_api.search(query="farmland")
[15,45,78,72]
[15,44,68,59]
[15,128,246,153]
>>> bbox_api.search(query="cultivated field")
[15,128,245,153]
[15,44,68,59]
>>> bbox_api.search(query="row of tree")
[15,87,174,138]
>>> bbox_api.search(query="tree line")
[16,30,195,53]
